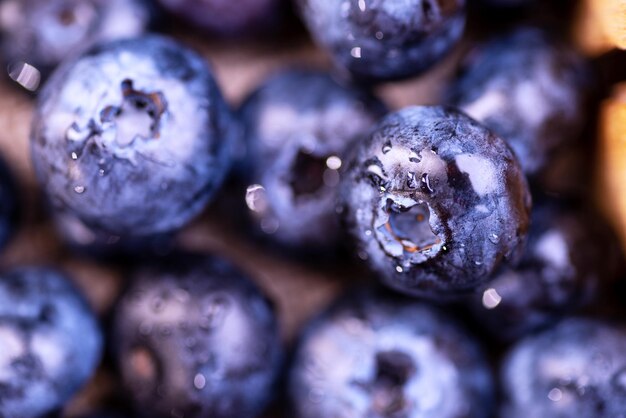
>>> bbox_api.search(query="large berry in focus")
[340,106,531,297]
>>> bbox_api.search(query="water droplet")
[482,288,502,309]
[395,266,403,273]
[326,155,342,170]
[365,229,372,236]
[73,185,85,194]
[245,184,268,213]
[488,233,500,244]
[357,0,366,11]
[421,173,434,193]
[382,142,392,154]
[7,61,40,91]
[71,152,78,160]
[548,388,563,402]
[351,47,362,58]
[407,172,418,189]
[474,260,483,266]
[193,373,206,390]
[98,169,105,176]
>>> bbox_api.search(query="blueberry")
[340,106,531,297]
[446,27,589,175]
[0,0,154,85]
[240,69,386,251]
[0,267,102,418]
[502,318,626,417]
[469,201,623,341]
[31,35,238,238]
[0,156,18,252]
[289,289,494,417]
[297,0,466,82]
[113,254,283,418]
[155,0,281,35]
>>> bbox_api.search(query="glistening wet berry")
[240,69,386,251]
[30,35,238,238]
[340,106,531,297]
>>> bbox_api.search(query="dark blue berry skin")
[340,106,531,298]
[0,267,102,418]
[0,0,155,81]
[289,288,494,418]
[446,28,590,176]
[468,202,623,342]
[501,319,626,418]
[156,0,281,36]
[297,0,466,82]
[0,156,18,251]
[31,35,238,238]
[113,254,283,418]
[240,69,386,251]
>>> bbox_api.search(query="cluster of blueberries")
[0,0,625,417]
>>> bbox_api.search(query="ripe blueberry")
[31,35,238,238]
[290,289,494,417]
[113,254,283,418]
[0,267,102,418]
[447,27,590,175]
[297,0,466,82]
[340,106,531,297]
[240,69,386,251]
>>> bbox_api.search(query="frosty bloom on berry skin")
[30,35,238,238]
[340,106,531,297]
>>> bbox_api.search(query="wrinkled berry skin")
[340,106,531,297]
[0,156,18,251]
[240,69,386,250]
[0,0,154,79]
[0,267,102,418]
[31,35,237,237]
[468,202,623,341]
[156,0,281,35]
[297,0,466,82]
[502,319,626,418]
[113,254,283,418]
[447,28,589,175]
[290,289,494,418]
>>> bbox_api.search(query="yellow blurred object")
[575,0,626,55]
[600,83,626,250]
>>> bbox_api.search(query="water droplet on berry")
[482,288,502,309]
[193,373,206,390]
[488,233,500,244]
